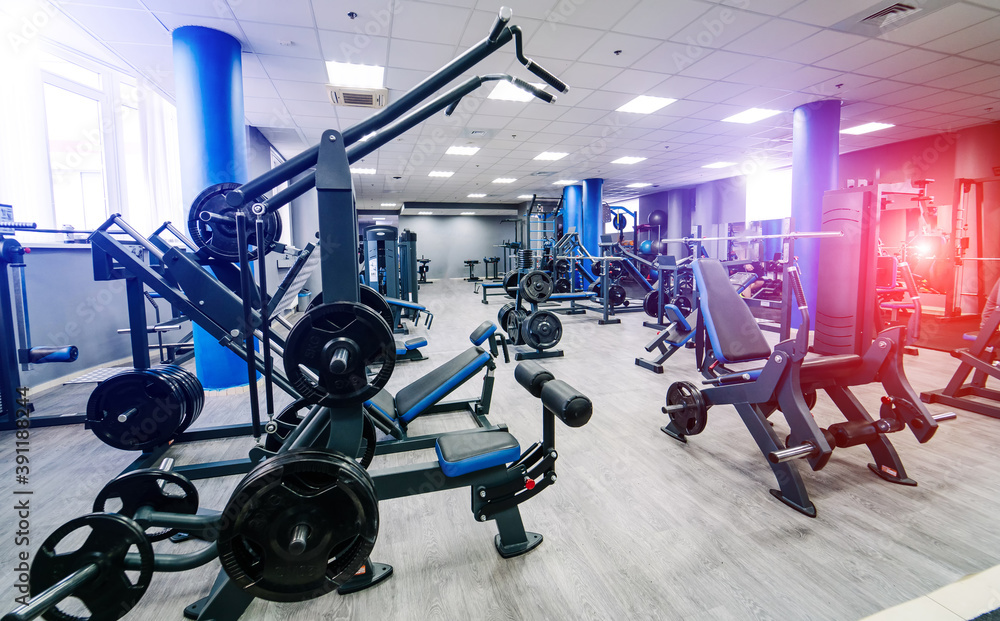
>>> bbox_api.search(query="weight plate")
[93,469,199,542]
[589,281,602,298]
[151,365,203,433]
[553,278,570,294]
[519,270,554,304]
[505,309,527,345]
[671,294,694,316]
[590,262,602,277]
[218,449,379,602]
[608,284,627,307]
[263,401,377,469]
[31,513,153,621]
[503,270,520,298]
[522,311,562,350]
[86,370,185,451]
[306,285,396,330]
[553,259,570,276]
[187,182,282,262]
[283,302,396,407]
[642,290,661,318]
[607,262,623,280]
[665,381,707,436]
[497,302,517,330]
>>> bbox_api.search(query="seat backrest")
[692,259,771,364]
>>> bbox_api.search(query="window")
[271,148,293,246]
[746,168,793,222]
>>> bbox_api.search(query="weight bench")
[476,281,506,304]
[661,258,951,517]
[635,304,697,374]
[362,321,508,452]
[920,306,1000,419]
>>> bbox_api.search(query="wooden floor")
[2,277,998,621]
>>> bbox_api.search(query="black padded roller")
[514,361,553,398]
[540,379,592,428]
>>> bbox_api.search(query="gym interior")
[2,1,1000,620]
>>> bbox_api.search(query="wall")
[397,215,517,280]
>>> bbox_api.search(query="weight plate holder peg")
[663,381,708,436]
[92,468,200,542]
[28,513,154,621]
[283,302,396,407]
[607,261,623,280]
[519,270,554,304]
[263,398,378,469]
[217,449,380,602]
[505,308,528,346]
[187,182,282,262]
[521,311,563,350]
[86,369,187,451]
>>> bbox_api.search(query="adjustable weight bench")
[920,307,1000,419]
[635,304,697,374]
[661,259,952,516]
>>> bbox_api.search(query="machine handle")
[510,26,569,93]
[768,442,818,464]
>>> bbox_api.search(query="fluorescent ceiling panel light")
[518,194,534,199]
[493,177,516,183]
[841,122,894,135]
[611,156,646,165]
[722,108,781,124]
[626,182,652,188]
[553,180,578,185]
[380,202,397,207]
[446,146,480,155]
[351,167,376,174]
[428,171,454,177]
[616,95,676,114]
[534,152,567,161]
[487,81,546,102]
[326,61,384,88]
[460,211,476,215]
[702,162,736,169]
[468,193,487,198]
[373,217,387,221]
[417,211,434,215]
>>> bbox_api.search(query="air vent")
[530,171,555,177]
[831,0,958,37]
[326,85,388,109]
[470,130,488,137]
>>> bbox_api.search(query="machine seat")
[693,259,772,364]
[435,429,521,477]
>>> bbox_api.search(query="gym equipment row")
[658,258,955,516]
[362,225,422,322]
[498,249,566,360]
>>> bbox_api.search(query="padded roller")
[470,321,498,346]
[540,379,592,428]
[514,360,553,397]
[26,345,78,364]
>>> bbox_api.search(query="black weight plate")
[590,262,602,277]
[643,290,660,317]
[804,390,818,411]
[554,259,570,276]
[519,270,554,304]
[522,311,562,350]
[671,294,694,316]
[152,365,203,433]
[86,370,185,451]
[93,469,199,542]
[590,281,602,298]
[553,278,570,294]
[503,270,520,298]
[306,285,395,330]
[264,398,315,453]
[608,284,627,307]
[505,309,527,345]
[187,182,282,262]
[218,449,379,602]
[665,381,707,436]
[283,302,396,407]
[31,513,154,621]
[607,262,623,280]
[497,302,517,330]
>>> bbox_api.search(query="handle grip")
[524,59,568,94]
[510,76,555,103]
[2,222,37,230]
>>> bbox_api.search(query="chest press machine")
[659,259,954,517]
[5,9,597,621]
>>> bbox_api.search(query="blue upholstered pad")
[386,297,425,310]
[364,389,397,421]
[663,304,692,332]
[396,347,491,423]
[549,292,598,300]
[470,321,497,345]
[693,259,771,364]
[436,429,520,477]
[405,337,427,350]
[482,282,504,288]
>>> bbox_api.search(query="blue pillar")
[561,184,582,238]
[581,179,603,272]
[173,26,251,390]
[790,99,840,330]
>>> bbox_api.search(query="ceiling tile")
[894,56,985,85]
[611,0,710,39]
[881,2,998,46]
[391,1,472,45]
[813,39,910,72]
[272,79,329,102]
[318,31,389,65]
[688,81,752,104]
[258,55,328,82]
[630,40,699,74]
[768,29,867,64]
[667,8,770,50]
[958,76,1000,95]
[387,39,456,71]
[558,62,620,90]
[599,69,669,95]
[577,31,662,68]
[677,50,758,81]
[525,23,603,62]
[153,14,248,47]
[62,5,169,45]
[231,0,315,28]
[923,16,1000,54]
[855,48,949,80]
[723,18,819,57]
[143,0,232,18]
[239,22,322,59]
[781,0,899,27]
[960,39,1000,63]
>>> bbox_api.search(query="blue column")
[561,184,582,238]
[790,99,840,330]
[173,26,251,390]
[581,178,603,272]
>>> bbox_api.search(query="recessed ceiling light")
[446,146,480,156]
[722,108,782,124]
[493,178,516,183]
[373,217,386,221]
[468,193,487,198]
[612,156,646,165]
[553,179,579,185]
[626,182,652,188]
[460,211,476,215]
[380,202,397,207]
[487,81,546,102]
[428,170,454,177]
[534,152,567,161]
[325,61,385,89]
[417,211,434,215]
[616,95,676,114]
[351,167,376,174]
[841,122,895,135]
[702,162,736,169]
[517,194,534,199]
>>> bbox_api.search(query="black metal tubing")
[264,172,317,215]
[255,216,275,419]
[227,145,320,208]
[1,563,99,621]
[124,543,219,572]
[133,507,221,536]
[235,212,262,438]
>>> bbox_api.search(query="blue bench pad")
[482,283,504,289]
[386,297,426,310]
[436,429,520,477]
[396,347,491,423]
[693,259,771,364]
[470,321,497,346]
[549,292,598,300]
